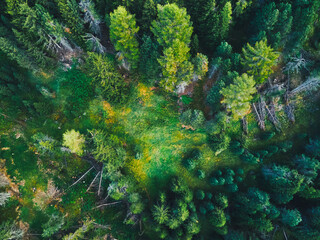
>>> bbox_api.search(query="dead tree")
[86,171,101,193]
[290,76,320,95]
[242,116,248,134]
[266,100,281,131]
[69,167,94,188]
[252,97,267,130]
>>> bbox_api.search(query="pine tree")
[83,52,127,102]
[63,220,93,240]
[139,35,160,83]
[262,164,304,204]
[62,129,85,156]
[5,0,23,16]
[55,0,85,47]
[0,221,24,240]
[241,40,280,84]
[140,0,156,34]
[220,2,232,40]
[0,37,35,70]
[280,208,302,227]
[110,6,140,69]
[220,73,256,120]
[151,3,193,49]
[158,39,193,91]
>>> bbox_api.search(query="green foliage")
[306,138,320,157]
[196,170,205,179]
[241,40,280,84]
[62,129,85,156]
[293,154,320,182]
[152,3,193,91]
[90,129,126,173]
[210,208,226,228]
[152,204,169,224]
[55,0,85,46]
[60,67,93,117]
[83,52,127,102]
[262,164,304,204]
[220,73,257,120]
[110,6,140,69]
[140,0,156,34]
[158,39,193,91]
[42,214,64,238]
[139,35,160,83]
[151,3,192,49]
[180,109,205,129]
[0,221,24,240]
[280,208,302,227]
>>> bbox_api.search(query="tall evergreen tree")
[110,6,140,69]
[220,73,256,120]
[241,40,280,84]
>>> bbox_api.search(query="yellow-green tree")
[110,6,140,69]
[241,40,280,84]
[158,39,193,91]
[151,3,193,91]
[62,130,85,156]
[220,73,256,120]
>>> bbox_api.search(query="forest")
[1,0,320,239]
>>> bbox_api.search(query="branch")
[98,165,103,196]
[86,171,101,193]
[94,201,121,209]
[69,167,93,188]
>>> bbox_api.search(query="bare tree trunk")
[94,201,121,209]
[86,171,101,193]
[98,165,104,196]
[242,116,248,134]
[69,167,93,188]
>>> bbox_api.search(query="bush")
[197,170,206,179]
[262,131,275,140]
[209,177,219,186]
[227,183,238,193]
[195,190,205,200]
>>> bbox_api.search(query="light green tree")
[241,40,280,84]
[151,4,194,91]
[152,204,169,224]
[220,2,232,40]
[110,6,140,69]
[62,130,85,156]
[220,73,256,120]
[151,3,193,48]
[158,39,193,91]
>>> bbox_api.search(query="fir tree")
[110,6,140,69]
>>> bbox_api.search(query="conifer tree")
[110,6,140,69]
[262,164,304,204]
[241,40,280,84]
[62,129,85,156]
[220,73,256,120]
[152,4,193,91]
[151,3,193,49]
[219,2,232,40]
[55,0,85,47]
[140,0,156,34]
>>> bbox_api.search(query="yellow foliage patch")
[102,101,116,123]
[127,159,147,184]
[137,83,153,106]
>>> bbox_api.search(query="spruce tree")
[241,40,280,84]
[220,73,256,120]
[110,6,140,69]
